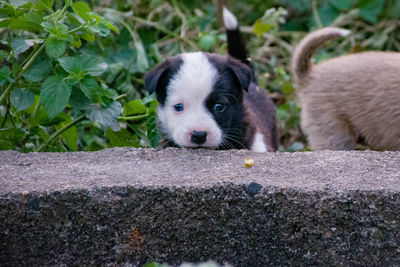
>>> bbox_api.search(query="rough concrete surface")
[0,147,400,266]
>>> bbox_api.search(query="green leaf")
[36,0,53,11]
[359,0,386,23]
[79,32,95,42]
[100,85,118,100]
[0,18,11,28]
[0,50,8,61]
[45,37,66,58]
[0,66,13,86]
[41,21,73,41]
[124,100,147,116]
[106,127,139,147]
[277,107,288,121]
[0,128,26,148]
[9,12,43,32]
[396,0,400,18]
[10,88,35,111]
[40,76,72,119]
[41,21,55,33]
[287,141,305,152]
[79,75,100,101]
[252,7,287,35]
[0,140,15,150]
[10,0,34,7]
[281,81,294,95]
[252,21,272,36]
[134,39,149,72]
[106,22,119,34]
[87,23,110,37]
[146,101,159,148]
[11,38,30,57]
[55,114,78,151]
[71,1,92,22]
[86,101,123,131]
[24,59,52,82]
[315,5,340,26]
[329,0,352,10]
[67,11,84,25]
[199,34,216,51]
[58,55,107,80]
[61,123,78,151]
[282,0,311,12]
[70,35,82,48]
[83,56,108,76]
[33,105,70,127]
[11,63,22,76]
[43,21,66,34]
[69,85,91,111]
[58,56,86,79]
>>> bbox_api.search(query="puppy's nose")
[191,130,208,145]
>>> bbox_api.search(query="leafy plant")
[0,0,158,152]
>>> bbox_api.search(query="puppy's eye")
[213,103,226,113]
[173,103,184,112]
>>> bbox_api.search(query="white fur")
[223,7,238,30]
[157,52,223,148]
[339,29,351,36]
[250,132,267,152]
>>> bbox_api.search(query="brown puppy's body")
[292,27,400,151]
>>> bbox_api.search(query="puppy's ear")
[226,59,252,91]
[144,61,169,105]
[144,56,182,105]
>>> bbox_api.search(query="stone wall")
[1,148,399,266]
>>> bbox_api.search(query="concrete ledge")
[1,148,400,266]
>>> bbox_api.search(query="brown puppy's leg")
[301,107,357,150]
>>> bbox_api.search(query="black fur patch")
[144,56,183,105]
[204,54,256,149]
[205,66,243,148]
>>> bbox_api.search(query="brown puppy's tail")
[291,27,351,85]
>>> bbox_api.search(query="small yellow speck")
[244,158,255,168]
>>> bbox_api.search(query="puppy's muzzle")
[191,130,208,145]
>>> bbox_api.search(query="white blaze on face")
[157,52,223,148]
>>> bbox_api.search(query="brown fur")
[292,27,400,151]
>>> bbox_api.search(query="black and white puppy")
[144,7,277,152]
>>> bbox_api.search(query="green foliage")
[253,7,287,36]
[10,87,35,111]
[0,0,156,152]
[1,0,398,152]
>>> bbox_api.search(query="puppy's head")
[145,52,252,149]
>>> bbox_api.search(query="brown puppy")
[292,27,400,151]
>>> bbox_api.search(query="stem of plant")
[55,1,70,22]
[113,94,126,101]
[118,114,148,121]
[0,43,45,105]
[35,115,85,152]
[0,100,10,127]
[130,16,197,50]
[312,0,323,28]
[171,0,187,47]
[66,24,85,34]
[131,76,144,85]
[20,44,39,67]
